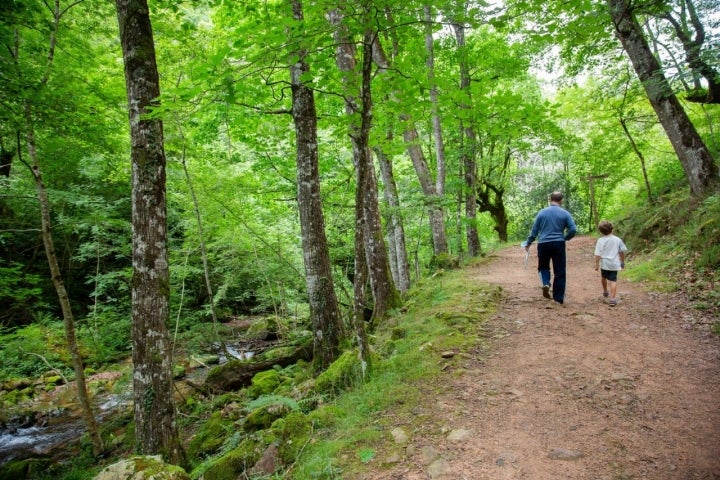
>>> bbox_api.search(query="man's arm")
[564,214,577,241]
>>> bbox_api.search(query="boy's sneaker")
[603,291,609,298]
[609,299,618,307]
[542,285,551,299]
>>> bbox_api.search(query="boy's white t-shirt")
[595,234,628,271]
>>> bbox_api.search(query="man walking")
[524,192,577,305]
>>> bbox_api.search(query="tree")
[4,0,104,456]
[329,5,401,323]
[607,0,718,196]
[655,0,720,103]
[450,10,481,257]
[371,30,450,258]
[115,0,184,463]
[288,0,345,370]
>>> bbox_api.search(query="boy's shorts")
[600,269,618,282]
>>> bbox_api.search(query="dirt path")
[357,236,720,480]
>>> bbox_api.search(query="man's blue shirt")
[525,205,577,245]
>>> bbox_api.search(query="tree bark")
[371,38,449,257]
[289,0,344,371]
[328,7,400,323]
[375,146,410,293]
[451,16,481,257]
[24,108,104,457]
[607,0,718,196]
[12,0,103,457]
[660,0,720,104]
[115,0,184,464]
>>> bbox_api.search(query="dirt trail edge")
[357,236,720,480]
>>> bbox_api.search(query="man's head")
[549,191,563,203]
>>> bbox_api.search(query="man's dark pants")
[537,240,567,304]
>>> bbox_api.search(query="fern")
[246,394,300,412]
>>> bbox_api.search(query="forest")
[0,0,718,479]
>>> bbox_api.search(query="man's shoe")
[542,285,551,299]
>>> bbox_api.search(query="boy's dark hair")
[598,220,614,235]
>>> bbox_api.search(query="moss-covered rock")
[315,350,363,395]
[0,459,32,480]
[187,411,232,462]
[248,370,281,398]
[244,403,290,431]
[246,316,280,340]
[1,378,32,392]
[199,437,264,480]
[93,455,189,480]
[260,346,296,362]
[307,404,343,429]
[272,412,312,463]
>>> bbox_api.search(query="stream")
[0,339,263,467]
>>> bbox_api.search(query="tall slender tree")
[7,0,103,456]
[288,0,345,370]
[450,11,481,257]
[329,5,400,323]
[371,36,450,257]
[115,0,184,463]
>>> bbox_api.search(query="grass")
[289,265,499,479]
[620,191,720,314]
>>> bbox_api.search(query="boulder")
[93,456,189,480]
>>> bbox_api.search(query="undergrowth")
[620,191,720,316]
[289,266,499,479]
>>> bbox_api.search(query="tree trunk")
[289,0,344,371]
[353,156,372,376]
[12,0,103,456]
[451,17,481,257]
[424,5,446,198]
[329,7,400,323]
[375,146,410,293]
[115,0,184,465]
[477,181,509,242]
[372,38,449,257]
[619,118,654,203]
[24,109,104,457]
[607,0,718,196]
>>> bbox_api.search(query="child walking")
[594,220,628,306]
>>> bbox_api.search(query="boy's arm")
[594,254,601,271]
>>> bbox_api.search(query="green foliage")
[187,411,234,462]
[620,192,720,313]
[0,319,70,381]
[195,436,263,480]
[246,394,299,413]
[292,267,495,478]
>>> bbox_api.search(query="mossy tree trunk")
[289,0,345,371]
[115,0,184,465]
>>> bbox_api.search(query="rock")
[93,456,189,480]
[390,427,409,444]
[548,448,584,460]
[247,442,280,476]
[420,446,440,464]
[427,458,450,479]
[447,428,472,442]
